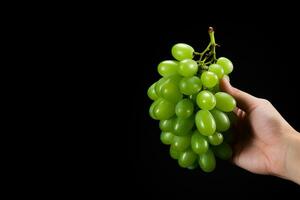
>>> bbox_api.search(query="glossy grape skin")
[149,98,163,120]
[147,82,159,100]
[160,81,183,103]
[210,109,230,132]
[155,77,167,96]
[196,90,216,110]
[172,135,191,152]
[159,118,175,132]
[208,132,224,146]
[170,145,181,159]
[160,132,175,145]
[171,43,194,61]
[153,98,175,120]
[173,115,194,136]
[178,149,198,168]
[201,71,218,88]
[217,57,233,75]
[179,76,202,95]
[175,99,194,118]
[195,110,216,136]
[208,64,224,79]
[158,60,179,77]
[198,149,216,172]
[212,142,232,160]
[178,59,198,77]
[191,130,209,154]
[187,162,198,170]
[215,92,236,112]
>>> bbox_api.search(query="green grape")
[208,132,223,146]
[217,57,233,75]
[198,149,216,172]
[210,109,230,132]
[212,142,232,160]
[196,90,216,110]
[223,74,230,82]
[208,64,224,79]
[178,149,198,168]
[149,98,163,120]
[170,145,181,159]
[171,43,194,61]
[201,71,218,88]
[179,76,202,95]
[223,130,234,144]
[189,93,198,104]
[215,92,236,112]
[160,132,175,145]
[147,82,159,100]
[227,112,237,124]
[173,115,194,136]
[159,117,175,132]
[195,110,216,136]
[191,130,209,154]
[153,98,175,120]
[178,59,198,77]
[172,135,191,152]
[158,60,179,77]
[155,77,167,96]
[187,161,198,170]
[175,99,194,118]
[160,81,183,103]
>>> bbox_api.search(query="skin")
[220,78,300,185]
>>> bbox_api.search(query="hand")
[220,78,300,185]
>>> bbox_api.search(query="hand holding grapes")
[220,78,300,185]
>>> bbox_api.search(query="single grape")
[160,81,183,103]
[208,132,223,145]
[155,77,167,96]
[196,90,216,110]
[149,98,163,120]
[160,132,175,145]
[215,92,236,112]
[195,110,216,136]
[187,162,198,170]
[170,145,181,159]
[201,71,218,88]
[147,82,159,100]
[178,59,198,77]
[191,130,209,154]
[175,99,194,118]
[178,149,198,168]
[172,135,191,152]
[159,117,175,132]
[171,43,194,61]
[158,60,179,77]
[210,109,230,132]
[179,76,202,95]
[217,57,233,75]
[211,142,232,160]
[173,115,194,136]
[208,64,224,79]
[198,149,216,172]
[153,98,175,120]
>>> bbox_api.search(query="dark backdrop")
[127,17,300,197]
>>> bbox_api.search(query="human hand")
[220,78,300,185]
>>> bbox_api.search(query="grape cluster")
[147,27,237,172]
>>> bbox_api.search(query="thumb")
[220,78,259,113]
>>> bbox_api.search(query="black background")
[125,14,300,197]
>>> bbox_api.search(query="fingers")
[220,78,259,113]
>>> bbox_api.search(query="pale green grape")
[175,99,194,118]
[149,98,163,120]
[173,115,194,136]
[209,64,224,79]
[172,135,191,152]
[195,110,216,136]
[160,81,183,103]
[179,76,202,95]
[198,149,216,172]
[178,59,198,77]
[210,109,230,132]
[191,130,209,154]
[217,57,233,75]
[170,145,181,159]
[178,149,198,168]
[215,92,236,112]
[147,82,159,100]
[158,60,179,77]
[208,132,223,145]
[160,132,174,145]
[153,98,175,120]
[171,43,194,61]
[201,71,218,88]
[196,90,216,110]
[159,117,175,132]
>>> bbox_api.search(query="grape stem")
[197,27,218,70]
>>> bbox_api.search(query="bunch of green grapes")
[147,27,237,172]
